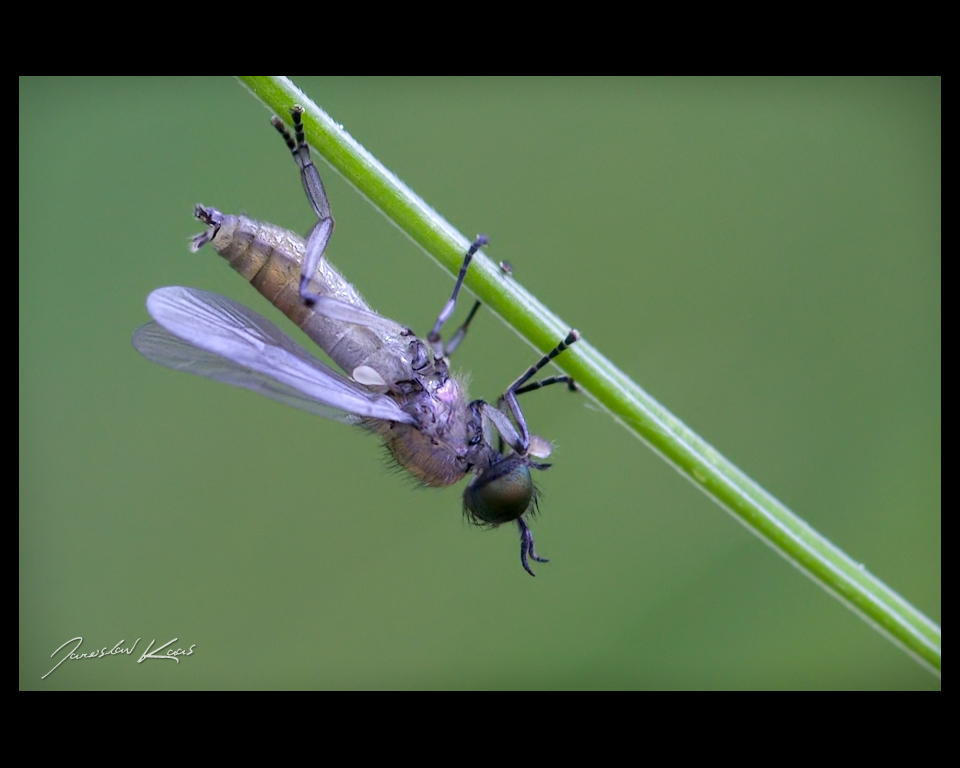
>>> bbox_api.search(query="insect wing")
[134,321,359,424]
[132,286,417,425]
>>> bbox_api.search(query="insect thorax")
[368,375,484,487]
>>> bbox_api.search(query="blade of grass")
[237,76,941,677]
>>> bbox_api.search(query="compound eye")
[463,457,534,526]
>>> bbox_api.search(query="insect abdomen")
[198,210,413,384]
[209,213,364,325]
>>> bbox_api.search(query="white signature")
[42,636,196,680]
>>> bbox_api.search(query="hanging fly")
[133,106,578,576]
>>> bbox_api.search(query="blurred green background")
[20,77,940,689]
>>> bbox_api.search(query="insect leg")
[271,105,336,309]
[443,300,481,356]
[272,105,332,224]
[499,330,580,453]
[514,375,579,396]
[517,516,548,577]
[427,235,488,357]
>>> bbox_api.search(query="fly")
[132,106,579,576]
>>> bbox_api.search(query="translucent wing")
[132,286,417,425]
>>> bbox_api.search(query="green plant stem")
[237,76,941,677]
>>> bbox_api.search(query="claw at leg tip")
[518,517,547,577]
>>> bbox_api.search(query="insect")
[133,106,579,576]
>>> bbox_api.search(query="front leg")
[518,516,549,577]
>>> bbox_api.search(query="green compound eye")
[463,457,535,526]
